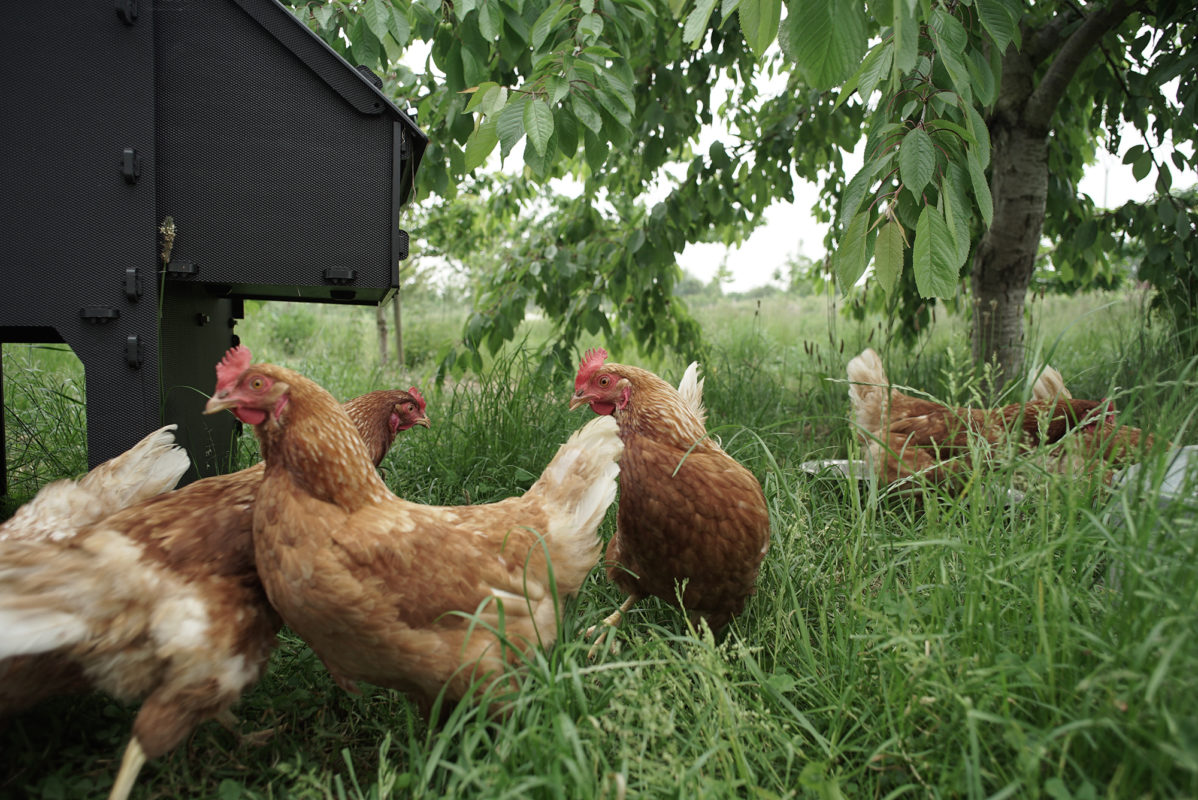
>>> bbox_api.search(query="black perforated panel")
[155,0,424,302]
[1,0,427,482]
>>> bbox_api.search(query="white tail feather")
[677,362,707,425]
[526,416,622,593]
[1030,365,1072,402]
[846,348,891,437]
[76,425,191,513]
[0,608,89,659]
[0,425,189,543]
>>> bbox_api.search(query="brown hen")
[570,349,770,652]
[846,348,1153,493]
[203,345,621,717]
[0,386,428,800]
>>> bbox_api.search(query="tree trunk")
[376,303,388,365]
[970,123,1048,391]
[393,289,404,368]
[967,2,1134,396]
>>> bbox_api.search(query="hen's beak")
[569,392,590,412]
[415,415,432,428]
[204,392,237,415]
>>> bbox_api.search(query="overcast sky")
[681,135,1168,294]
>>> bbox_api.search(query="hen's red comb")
[407,386,426,412]
[215,345,252,393]
[575,348,609,390]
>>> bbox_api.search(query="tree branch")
[1024,0,1137,130]
[1021,7,1083,66]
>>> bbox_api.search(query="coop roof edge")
[232,0,428,152]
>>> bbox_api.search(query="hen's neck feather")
[610,364,708,446]
[341,392,393,467]
[258,368,390,511]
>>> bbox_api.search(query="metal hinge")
[125,335,142,367]
[124,267,141,299]
[323,266,357,285]
[80,307,120,324]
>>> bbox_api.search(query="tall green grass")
[2,290,1196,799]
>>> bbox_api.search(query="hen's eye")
[598,376,610,387]
[250,377,265,391]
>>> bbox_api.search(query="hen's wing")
[612,433,769,626]
[253,416,621,703]
[254,487,553,700]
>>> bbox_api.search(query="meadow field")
[2,289,1196,799]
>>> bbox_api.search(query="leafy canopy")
[287,0,1198,366]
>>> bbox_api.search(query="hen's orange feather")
[572,357,770,635]
[211,356,622,714]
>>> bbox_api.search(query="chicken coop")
[0,0,427,489]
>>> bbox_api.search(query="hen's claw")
[585,597,637,659]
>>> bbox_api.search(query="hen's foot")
[585,596,637,660]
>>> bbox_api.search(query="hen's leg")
[586,594,639,659]
[214,708,278,747]
[107,737,147,800]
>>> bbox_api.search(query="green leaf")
[497,97,529,158]
[482,85,508,117]
[873,219,907,297]
[531,3,566,51]
[363,0,393,41]
[834,210,870,290]
[1122,144,1145,165]
[595,67,636,115]
[523,99,554,156]
[584,130,607,174]
[388,6,411,46]
[930,10,972,99]
[1155,163,1172,194]
[739,0,782,58]
[479,1,503,40]
[783,0,867,90]
[545,75,569,106]
[859,42,893,101]
[964,104,991,168]
[684,0,719,48]
[351,17,382,69]
[1075,218,1098,250]
[899,127,936,200]
[835,40,891,109]
[1156,197,1176,227]
[571,93,603,134]
[578,12,604,43]
[460,45,486,86]
[464,119,499,170]
[313,4,335,30]
[593,82,633,128]
[966,48,997,107]
[1132,151,1152,181]
[967,149,993,226]
[892,0,918,77]
[841,157,883,222]
[975,0,1015,53]
[942,161,971,268]
[913,206,959,298]
[464,82,500,113]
